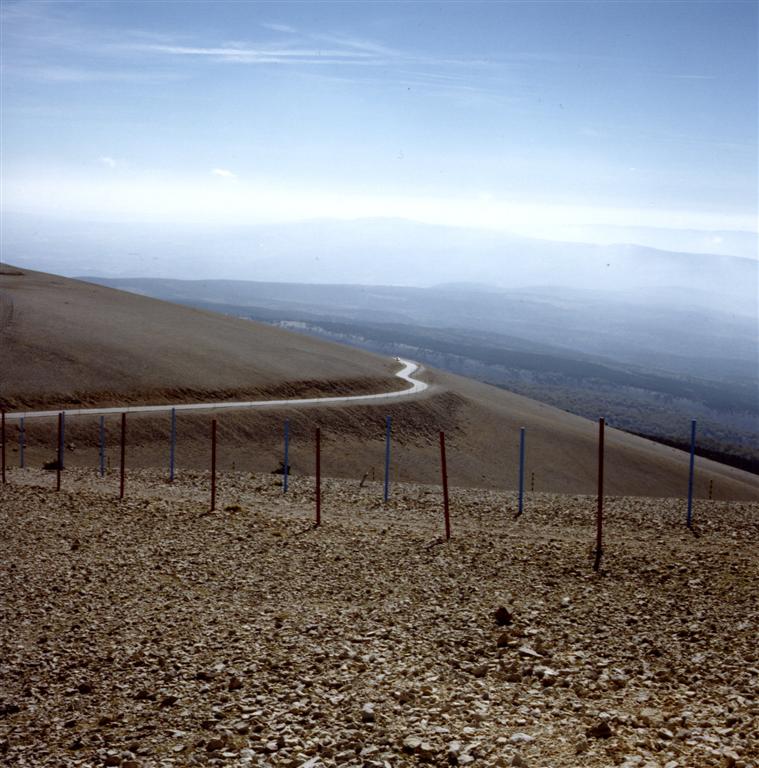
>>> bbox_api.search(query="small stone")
[512,755,528,767]
[77,682,93,694]
[104,756,121,767]
[510,733,535,744]
[609,669,628,689]
[403,737,421,753]
[721,751,739,768]
[640,707,662,726]
[494,606,513,626]
[206,737,226,753]
[560,597,571,607]
[361,702,376,723]
[418,742,436,760]
[496,632,511,648]
[586,721,613,739]
[472,663,488,678]
[518,646,541,659]
[159,695,178,708]
[228,676,243,691]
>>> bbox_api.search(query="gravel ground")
[1,468,757,768]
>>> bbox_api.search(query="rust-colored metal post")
[210,419,217,511]
[593,417,605,572]
[119,412,126,500]
[440,431,451,540]
[1,411,6,485]
[315,427,321,527]
[56,412,63,491]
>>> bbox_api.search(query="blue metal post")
[59,411,65,470]
[687,419,696,528]
[169,407,176,482]
[19,417,25,469]
[518,427,526,516]
[98,415,105,477]
[283,419,290,493]
[383,416,392,502]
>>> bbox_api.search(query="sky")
[1,0,757,257]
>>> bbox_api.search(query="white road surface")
[4,358,428,421]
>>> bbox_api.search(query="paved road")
[4,359,429,421]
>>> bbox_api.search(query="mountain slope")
[0,266,400,410]
[1,265,757,501]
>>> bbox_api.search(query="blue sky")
[1,0,757,247]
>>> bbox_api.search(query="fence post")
[59,411,66,470]
[283,419,290,493]
[56,412,63,492]
[593,417,605,572]
[383,415,392,502]
[210,419,217,511]
[315,427,321,526]
[687,419,696,528]
[119,412,126,500]
[19,416,24,470]
[516,427,525,517]
[98,416,105,477]
[169,407,176,482]
[440,431,451,540]
[1,411,5,484]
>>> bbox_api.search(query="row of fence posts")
[1,410,704,556]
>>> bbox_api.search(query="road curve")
[4,359,429,421]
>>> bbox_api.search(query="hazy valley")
[82,273,759,474]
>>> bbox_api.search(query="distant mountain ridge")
[3,215,756,315]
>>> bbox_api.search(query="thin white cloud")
[99,156,118,169]
[134,43,379,65]
[261,22,297,34]
[212,168,236,179]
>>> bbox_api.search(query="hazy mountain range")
[3,215,757,316]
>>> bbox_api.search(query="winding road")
[4,358,428,421]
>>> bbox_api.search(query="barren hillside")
[2,266,757,500]
[0,266,400,410]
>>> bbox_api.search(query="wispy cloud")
[211,168,236,179]
[99,156,118,169]
[129,42,384,66]
[260,22,297,34]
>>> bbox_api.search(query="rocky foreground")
[1,468,757,768]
